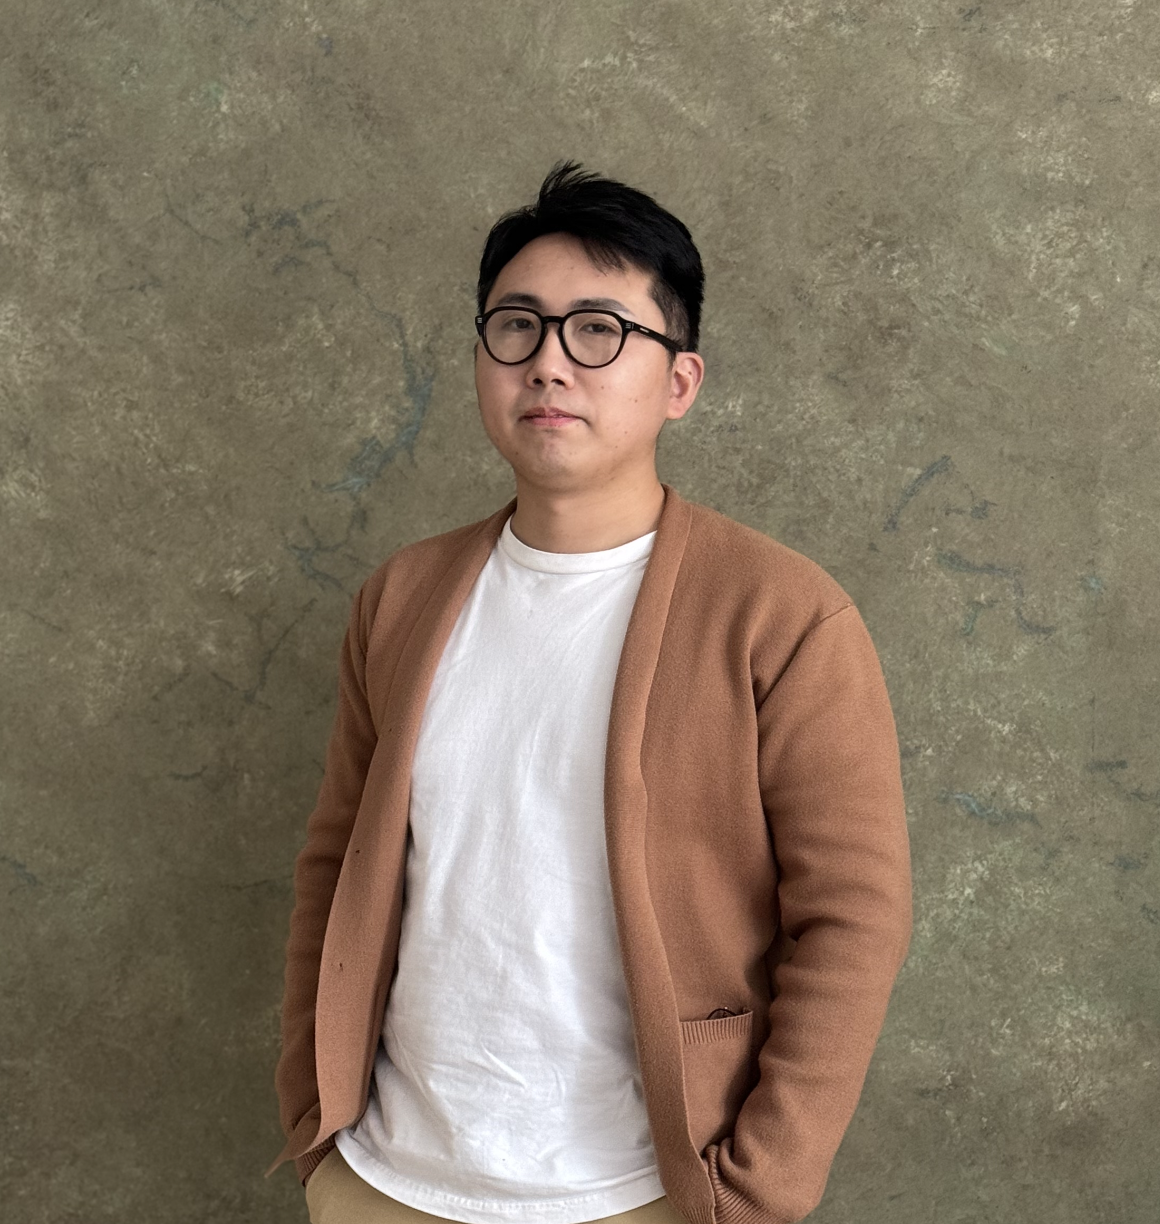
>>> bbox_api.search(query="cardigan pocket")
[679,1009,755,1155]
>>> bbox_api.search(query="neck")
[507,473,666,553]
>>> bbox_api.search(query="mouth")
[521,406,582,424]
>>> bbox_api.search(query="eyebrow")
[492,291,635,315]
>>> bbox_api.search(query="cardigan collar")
[470,480,689,580]
[371,481,693,739]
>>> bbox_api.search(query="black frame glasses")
[474,306,683,368]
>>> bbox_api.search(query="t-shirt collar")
[498,514,656,574]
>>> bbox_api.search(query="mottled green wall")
[2,2,1157,1221]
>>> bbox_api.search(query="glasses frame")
[474,306,683,369]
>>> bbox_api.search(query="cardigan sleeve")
[704,603,912,1224]
[274,582,379,1184]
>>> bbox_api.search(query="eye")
[501,315,536,332]
[580,320,616,335]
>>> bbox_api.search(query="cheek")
[475,360,511,411]
[604,367,667,430]
[595,361,646,399]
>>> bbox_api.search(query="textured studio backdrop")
[1,2,1157,1221]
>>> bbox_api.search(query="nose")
[524,320,576,388]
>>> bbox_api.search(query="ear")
[665,351,705,422]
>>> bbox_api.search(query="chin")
[511,455,595,489]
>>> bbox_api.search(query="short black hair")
[477,161,704,353]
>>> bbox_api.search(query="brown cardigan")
[269,484,912,1224]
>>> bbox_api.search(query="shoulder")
[680,497,853,625]
[673,496,879,698]
[352,508,505,639]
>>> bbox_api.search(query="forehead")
[487,232,657,315]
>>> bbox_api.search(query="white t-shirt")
[336,514,665,1224]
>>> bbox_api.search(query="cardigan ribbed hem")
[707,1143,789,1224]
[296,1136,337,1185]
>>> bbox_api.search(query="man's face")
[474,232,703,496]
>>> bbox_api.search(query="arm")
[705,604,913,1224]
[274,583,379,1183]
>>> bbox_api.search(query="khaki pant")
[305,1148,691,1224]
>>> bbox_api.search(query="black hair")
[477,160,704,353]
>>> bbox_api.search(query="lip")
[521,406,582,424]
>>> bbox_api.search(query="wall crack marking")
[1086,758,1160,808]
[209,600,316,707]
[163,190,223,245]
[884,454,952,531]
[937,550,1056,636]
[232,198,437,579]
[940,790,1040,828]
[2,855,39,887]
[285,508,368,592]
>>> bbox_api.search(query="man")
[269,162,912,1224]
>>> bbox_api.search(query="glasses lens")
[563,312,624,367]
[484,309,541,363]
